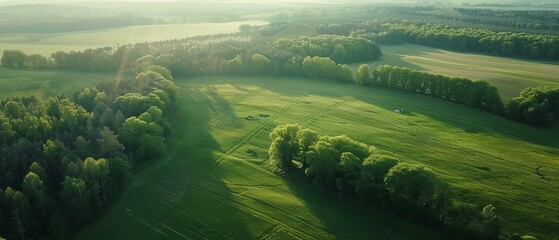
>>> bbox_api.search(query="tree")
[356,154,398,201]
[227,55,244,74]
[1,50,27,68]
[355,64,371,85]
[305,141,339,186]
[251,53,271,74]
[327,135,371,160]
[83,157,111,205]
[336,152,362,193]
[296,128,320,170]
[143,65,173,80]
[60,176,90,226]
[269,124,301,171]
[97,127,125,157]
[22,172,52,223]
[384,163,444,216]
[119,117,163,148]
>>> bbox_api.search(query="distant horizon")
[2,0,559,6]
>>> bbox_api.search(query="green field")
[0,21,266,57]
[354,44,559,100]
[0,67,116,100]
[79,76,558,240]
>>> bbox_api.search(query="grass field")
[0,21,266,57]
[0,67,116,100]
[79,76,558,240]
[352,44,559,101]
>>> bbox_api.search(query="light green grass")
[352,44,559,101]
[0,67,115,100]
[0,21,266,57]
[80,76,558,240]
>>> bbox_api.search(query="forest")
[0,63,178,238]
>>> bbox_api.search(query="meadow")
[0,21,266,57]
[78,76,558,240]
[353,44,559,100]
[0,67,116,100]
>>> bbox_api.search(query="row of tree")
[270,35,382,64]
[267,124,524,240]
[356,64,505,114]
[360,22,559,60]
[0,63,178,239]
[453,8,559,31]
[0,50,52,69]
[355,64,559,127]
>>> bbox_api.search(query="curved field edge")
[80,76,558,240]
[352,44,559,101]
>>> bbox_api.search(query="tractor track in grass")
[207,90,261,121]
[207,97,357,176]
[298,97,357,126]
[160,200,235,240]
[204,98,301,175]
[187,181,321,240]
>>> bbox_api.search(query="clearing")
[0,67,115,100]
[353,44,559,100]
[79,75,558,240]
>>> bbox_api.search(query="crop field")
[0,67,116,100]
[0,21,266,57]
[354,44,559,100]
[79,76,558,240]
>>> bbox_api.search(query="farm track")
[298,97,356,126]
[186,181,322,240]
[207,90,261,121]
[204,98,301,175]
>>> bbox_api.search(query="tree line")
[3,27,555,128]
[363,22,559,60]
[0,63,178,239]
[453,8,559,32]
[355,64,558,127]
[270,35,382,64]
[356,64,505,114]
[0,50,53,69]
[268,124,536,240]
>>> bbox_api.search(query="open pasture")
[0,21,266,57]
[80,76,558,240]
[0,67,115,100]
[355,44,559,100]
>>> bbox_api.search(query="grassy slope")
[0,67,115,100]
[351,44,559,101]
[0,21,266,57]
[81,76,558,240]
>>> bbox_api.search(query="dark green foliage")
[0,65,177,239]
[269,125,507,239]
[506,87,559,127]
[269,124,301,171]
[302,56,354,82]
[367,22,559,61]
[1,50,52,69]
[51,48,116,71]
[370,65,504,114]
[271,35,382,64]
